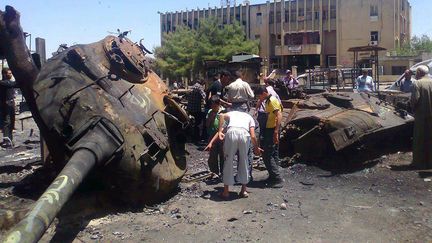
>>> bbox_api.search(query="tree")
[154,18,259,81]
[394,34,432,56]
[154,26,196,81]
[411,35,432,52]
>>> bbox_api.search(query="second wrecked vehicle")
[279,91,414,162]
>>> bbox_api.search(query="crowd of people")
[184,64,432,199]
[185,69,286,199]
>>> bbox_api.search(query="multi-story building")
[159,0,411,72]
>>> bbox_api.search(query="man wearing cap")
[283,70,298,90]
[411,65,432,169]
[355,69,374,92]
[282,70,298,93]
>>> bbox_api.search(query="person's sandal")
[238,191,249,198]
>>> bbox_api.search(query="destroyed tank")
[280,91,414,162]
[1,6,189,242]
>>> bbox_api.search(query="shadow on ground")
[284,139,412,176]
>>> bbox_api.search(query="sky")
[2,0,431,58]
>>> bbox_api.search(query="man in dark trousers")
[187,79,206,144]
[0,68,17,148]
[255,86,283,188]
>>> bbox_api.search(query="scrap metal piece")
[182,170,214,183]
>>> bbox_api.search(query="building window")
[276,11,281,23]
[269,11,274,24]
[330,6,336,19]
[286,33,303,45]
[306,11,312,20]
[392,66,406,75]
[370,31,379,42]
[291,10,297,21]
[327,55,337,68]
[298,8,304,17]
[322,11,327,20]
[308,32,320,44]
[256,12,262,25]
[314,11,320,20]
[370,4,378,17]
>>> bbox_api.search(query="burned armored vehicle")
[1,6,189,242]
[279,91,414,162]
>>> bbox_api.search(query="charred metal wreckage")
[1,6,189,243]
[279,91,414,162]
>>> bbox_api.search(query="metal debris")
[182,170,214,183]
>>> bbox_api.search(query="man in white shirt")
[355,69,374,92]
[206,110,261,199]
[225,70,254,111]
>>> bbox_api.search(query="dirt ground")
[0,117,431,242]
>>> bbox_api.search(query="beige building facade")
[159,0,411,72]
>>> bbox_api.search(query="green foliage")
[394,43,418,56]
[411,35,432,52]
[394,34,432,56]
[154,18,259,80]
[154,26,196,80]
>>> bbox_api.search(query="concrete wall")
[338,0,411,67]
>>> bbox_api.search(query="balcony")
[275,44,322,56]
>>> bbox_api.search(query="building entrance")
[284,55,320,73]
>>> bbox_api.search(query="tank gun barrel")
[4,118,124,243]
[4,149,96,243]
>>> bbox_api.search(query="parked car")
[386,59,432,91]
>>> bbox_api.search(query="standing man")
[355,69,374,92]
[207,74,223,102]
[0,68,17,148]
[224,70,254,111]
[254,80,282,141]
[187,80,206,144]
[410,65,432,169]
[255,86,283,188]
[172,80,178,90]
[400,69,413,93]
[282,70,299,96]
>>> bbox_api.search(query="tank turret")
[0,6,189,242]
